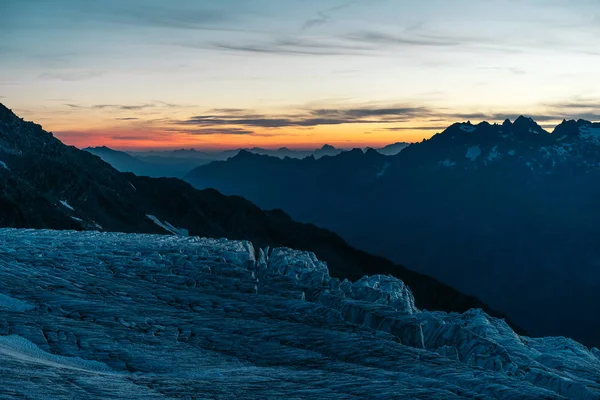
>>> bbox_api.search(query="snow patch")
[60,200,74,211]
[440,159,457,167]
[540,146,551,158]
[508,150,516,156]
[0,161,9,170]
[465,145,482,161]
[376,162,391,179]
[70,216,83,222]
[526,162,535,172]
[486,146,500,162]
[0,293,34,312]
[129,182,136,191]
[0,335,113,373]
[460,124,476,133]
[580,125,600,143]
[146,215,189,236]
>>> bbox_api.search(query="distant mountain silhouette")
[0,103,512,328]
[84,146,212,178]
[87,142,410,178]
[84,146,153,173]
[186,116,600,347]
[376,142,410,156]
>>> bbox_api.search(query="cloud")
[451,112,561,123]
[93,103,155,111]
[345,31,461,47]
[209,29,467,57]
[455,98,600,123]
[167,127,255,136]
[115,117,138,121]
[174,105,436,129]
[65,102,186,112]
[78,3,232,31]
[313,106,433,118]
[38,71,104,81]
[543,99,600,116]
[210,37,370,56]
[302,2,355,31]
[170,102,600,134]
[383,126,451,131]
[108,134,171,142]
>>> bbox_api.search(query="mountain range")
[84,142,409,178]
[0,103,507,326]
[185,116,600,347]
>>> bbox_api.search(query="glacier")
[0,229,599,399]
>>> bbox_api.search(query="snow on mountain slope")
[0,229,598,399]
[401,117,600,172]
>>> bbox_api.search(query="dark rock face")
[185,117,600,347]
[0,229,598,399]
[0,103,507,327]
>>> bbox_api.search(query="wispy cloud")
[169,101,600,134]
[65,102,184,112]
[345,30,461,47]
[173,105,436,129]
[115,117,139,121]
[109,135,171,141]
[383,126,451,131]
[210,37,370,56]
[544,98,600,111]
[166,127,255,136]
[79,3,232,31]
[38,71,104,81]
[302,1,355,31]
[541,99,600,121]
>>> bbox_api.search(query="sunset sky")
[2,0,600,150]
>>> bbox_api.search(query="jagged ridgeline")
[185,116,600,348]
[1,229,599,399]
[0,102,512,324]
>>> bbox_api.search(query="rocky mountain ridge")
[185,115,600,347]
[0,103,508,326]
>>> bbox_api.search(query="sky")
[1,0,600,150]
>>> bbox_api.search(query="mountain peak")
[233,149,265,160]
[513,115,537,127]
[348,148,364,155]
[0,103,18,122]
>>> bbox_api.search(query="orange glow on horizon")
[51,122,440,151]
[14,105,565,151]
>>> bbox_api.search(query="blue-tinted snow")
[0,229,598,399]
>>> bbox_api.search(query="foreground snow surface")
[0,230,599,399]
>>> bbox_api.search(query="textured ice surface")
[0,229,599,399]
[0,293,34,312]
